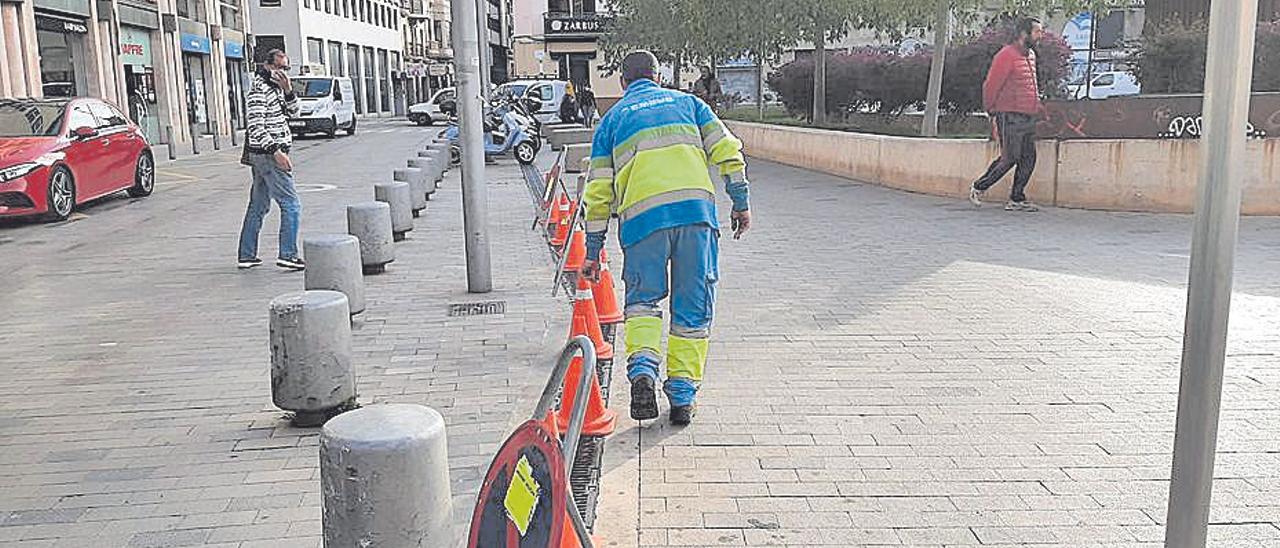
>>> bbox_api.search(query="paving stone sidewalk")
[597,158,1280,547]
[0,121,570,547]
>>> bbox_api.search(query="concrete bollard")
[374,182,413,242]
[549,127,593,151]
[407,158,441,196]
[303,235,366,316]
[394,168,428,217]
[269,290,356,427]
[347,202,395,274]
[564,143,591,174]
[320,404,452,548]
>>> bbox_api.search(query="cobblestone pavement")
[0,119,570,547]
[598,158,1280,547]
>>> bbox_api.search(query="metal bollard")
[190,124,200,155]
[213,130,222,151]
[320,404,452,548]
[374,182,413,242]
[231,127,239,147]
[347,202,395,274]
[269,290,357,427]
[303,235,366,316]
[393,168,428,217]
[165,126,177,161]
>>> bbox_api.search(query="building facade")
[249,0,404,115]
[512,0,621,107]
[0,0,252,147]
[402,0,451,105]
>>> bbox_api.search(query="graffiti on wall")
[1039,93,1280,140]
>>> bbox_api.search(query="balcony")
[543,12,609,41]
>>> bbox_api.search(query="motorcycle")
[440,98,539,166]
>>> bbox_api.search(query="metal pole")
[920,0,949,137]
[1164,1,1259,547]
[475,0,490,92]
[451,0,492,293]
[165,125,177,160]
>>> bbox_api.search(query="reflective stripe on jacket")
[584,79,745,248]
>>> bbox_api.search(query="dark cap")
[621,50,658,84]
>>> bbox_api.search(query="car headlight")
[0,163,40,183]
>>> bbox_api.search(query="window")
[1094,74,1115,87]
[259,0,281,7]
[329,41,344,75]
[433,89,455,104]
[88,102,128,128]
[66,104,97,132]
[307,38,325,66]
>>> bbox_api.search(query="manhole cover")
[449,301,507,317]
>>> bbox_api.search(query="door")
[530,84,557,122]
[61,102,111,199]
[336,79,354,123]
[86,101,134,193]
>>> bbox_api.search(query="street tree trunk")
[813,33,826,124]
[922,0,950,137]
[673,56,683,89]
[756,51,765,121]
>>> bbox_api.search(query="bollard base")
[393,231,407,242]
[291,399,360,428]
[363,263,389,275]
[412,209,422,218]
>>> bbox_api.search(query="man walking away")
[238,49,305,271]
[969,17,1044,212]
[580,51,752,426]
[578,84,597,128]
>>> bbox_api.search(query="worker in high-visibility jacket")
[580,51,752,426]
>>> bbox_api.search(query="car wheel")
[127,151,155,198]
[346,117,357,136]
[515,141,537,165]
[45,166,75,222]
[415,118,430,126]
[450,145,461,166]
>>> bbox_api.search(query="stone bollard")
[374,181,414,242]
[303,235,366,316]
[564,143,591,174]
[549,127,593,151]
[269,290,356,427]
[394,168,428,217]
[407,158,442,195]
[321,404,452,548]
[347,202,395,274]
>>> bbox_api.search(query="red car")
[0,97,154,221]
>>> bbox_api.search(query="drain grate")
[447,301,507,317]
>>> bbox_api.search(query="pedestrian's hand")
[271,70,291,91]
[580,259,601,283]
[274,151,293,172]
[730,210,752,240]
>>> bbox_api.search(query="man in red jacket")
[969,18,1045,212]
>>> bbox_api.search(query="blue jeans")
[238,153,301,260]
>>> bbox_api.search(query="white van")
[290,76,357,137]
[408,87,456,126]
[497,80,569,124]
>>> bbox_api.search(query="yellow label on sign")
[503,455,541,536]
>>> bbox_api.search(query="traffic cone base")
[555,356,617,438]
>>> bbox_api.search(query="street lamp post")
[451,0,492,293]
[1164,1,1259,547]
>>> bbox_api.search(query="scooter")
[441,99,539,166]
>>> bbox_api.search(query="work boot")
[630,376,659,421]
[669,404,696,426]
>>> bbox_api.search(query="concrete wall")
[727,121,1280,215]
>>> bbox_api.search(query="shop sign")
[224,40,244,59]
[119,26,152,66]
[35,15,89,34]
[428,64,448,76]
[180,32,211,54]
[544,14,609,38]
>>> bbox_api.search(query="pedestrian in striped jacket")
[237,49,305,271]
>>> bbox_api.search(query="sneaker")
[1004,201,1040,212]
[669,404,696,426]
[277,257,306,271]
[237,257,263,269]
[630,376,659,421]
[968,187,984,208]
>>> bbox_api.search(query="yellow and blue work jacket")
[583,79,747,249]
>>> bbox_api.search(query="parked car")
[1073,71,1141,100]
[0,97,154,222]
[290,76,357,137]
[408,87,456,126]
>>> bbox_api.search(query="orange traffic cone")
[551,200,575,246]
[592,250,624,325]
[563,230,586,272]
[569,278,613,360]
[555,356,617,437]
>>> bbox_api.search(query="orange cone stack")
[569,277,613,360]
[550,199,575,246]
[554,356,617,437]
[562,230,586,272]
[592,250,624,325]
